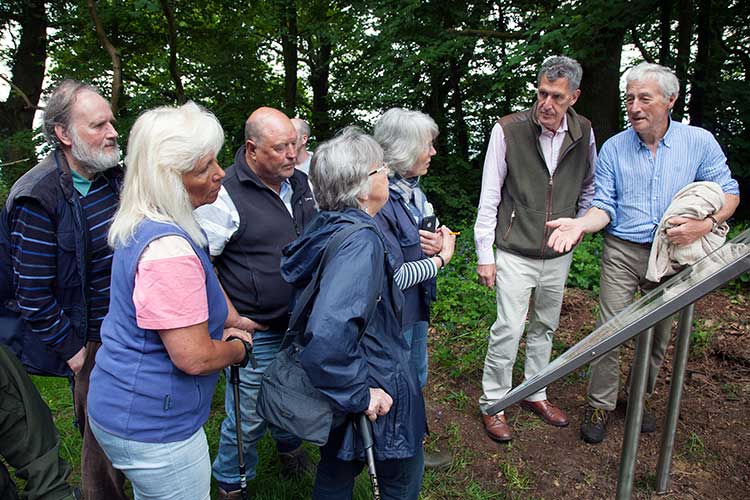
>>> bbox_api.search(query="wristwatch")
[707,215,719,233]
[226,336,256,368]
[435,254,446,269]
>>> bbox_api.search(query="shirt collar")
[632,118,675,151]
[540,113,568,137]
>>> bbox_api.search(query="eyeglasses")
[368,164,390,176]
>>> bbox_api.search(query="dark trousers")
[312,445,424,500]
[0,345,77,500]
[73,341,128,500]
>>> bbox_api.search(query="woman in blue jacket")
[373,108,456,467]
[281,127,426,499]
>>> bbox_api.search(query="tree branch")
[159,0,186,103]
[0,74,44,111]
[630,27,655,63]
[86,0,122,113]
[447,28,524,40]
[0,158,31,167]
[719,38,750,81]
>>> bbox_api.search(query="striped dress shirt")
[592,120,739,244]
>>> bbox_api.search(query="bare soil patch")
[425,288,750,499]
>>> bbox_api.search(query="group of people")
[0,54,739,500]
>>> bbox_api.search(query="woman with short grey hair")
[281,126,427,499]
[373,108,456,468]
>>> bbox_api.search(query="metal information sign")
[485,229,750,417]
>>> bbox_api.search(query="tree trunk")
[0,0,46,182]
[659,0,672,65]
[160,0,186,103]
[673,0,693,120]
[449,57,469,159]
[0,0,47,139]
[424,64,450,153]
[87,0,122,114]
[576,29,626,147]
[309,38,332,140]
[690,0,727,130]
[281,2,298,116]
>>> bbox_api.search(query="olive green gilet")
[494,106,592,259]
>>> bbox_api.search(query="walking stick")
[229,364,248,500]
[229,365,247,500]
[357,413,381,500]
[227,338,255,500]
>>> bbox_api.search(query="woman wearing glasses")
[373,108,456,468]
[281,127,426,499]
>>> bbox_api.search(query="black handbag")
[257,221,380,446]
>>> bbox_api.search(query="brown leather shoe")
[520,399,570,427]
[482,413,513,442]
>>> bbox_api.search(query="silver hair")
[626,62,680,99]
[291,118,311,138]
[43,79,103,147]
[108,101,224,248]
[537,56,583,92]
[310,126,383,212]
[373,108,438,178]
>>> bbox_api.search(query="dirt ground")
[425,288,750,499]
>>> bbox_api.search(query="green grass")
[26,373,376,499]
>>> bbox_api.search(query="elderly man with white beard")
[1,80,127,500]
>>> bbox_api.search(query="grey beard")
[70,134,120,175]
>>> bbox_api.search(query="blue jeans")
[89,417,210,500]
[312,445,424,500]
[211,329,302,489]
[402,321,428,388]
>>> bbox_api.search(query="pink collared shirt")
[474,114,597,265]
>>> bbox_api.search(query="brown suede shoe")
[520,399,570,427]
[482,413,513,442]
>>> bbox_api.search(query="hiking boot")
[624,399,657,433]
[581,406,609,444]
[278,446,314,478]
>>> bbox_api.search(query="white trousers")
[479,248,573,414]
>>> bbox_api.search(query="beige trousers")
[480,248,574,414]
[587,234,674,411]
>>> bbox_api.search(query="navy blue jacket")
[375,194,436,327]
[0,150,122,375]
[281,208,426,461]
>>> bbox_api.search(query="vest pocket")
[502,207,516,240]
[55,230,81,286]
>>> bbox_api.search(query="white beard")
[70,128,120,175]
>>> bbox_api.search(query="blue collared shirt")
[592,120,739,243]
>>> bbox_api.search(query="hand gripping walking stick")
[227,337,256,500]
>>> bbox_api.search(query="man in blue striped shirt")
[546,62,740,444]
[2,80,126,499]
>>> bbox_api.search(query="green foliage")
[685,431,705,459]
[499,460,531,492]
[725,221,750,292]
[567,232,603,293]
[689,318,716,356]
